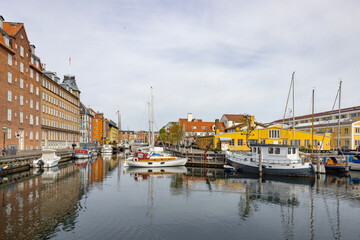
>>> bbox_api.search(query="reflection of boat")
[323,157,349,174]
[125,166,187,174]
[74,149,92,158]
[226,144,315,177]
[33,149,60,168]
[101,144,113,153]
[101,152,112,161]
[41,167,60,183]
[124,151,187,167]
[75,158,89,167]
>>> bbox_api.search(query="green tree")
[169,123,184,145]
[158,128,169,143]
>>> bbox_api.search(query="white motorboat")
[226,144,315,177]
[33,149,61,168]
[124,151,187,167]
[101,144,113,153]
[102,152,112,161]
[124,166,187,174]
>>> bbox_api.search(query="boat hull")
[226,158,315,177]
[125,158,187,168]
[74,154,91,159]
[33,157,60,168]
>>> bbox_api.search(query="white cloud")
[3,0,360,129]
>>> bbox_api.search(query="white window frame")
[36,116,39,126]
[7,90,12,102]
[30,99,33,108]
[30,84,33,93]
[20,62,24,73]
[20,46,24,57]
[7,128,11,140]
[36,101,39,110]
[20,112,24,123]
[20,95,24,105]
[30,69,33,78]
[20,78,24,88]
[30,114,34,125]
[8,54,12,66]
[7,72,12,83]
[7,109,12,121]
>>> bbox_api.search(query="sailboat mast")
[148,101,151,144]
[292,72,295,142]
[151,87,155,147]
[312,89,314,154]
[338,80,342,149]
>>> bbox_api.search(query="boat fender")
[134,157,138,162]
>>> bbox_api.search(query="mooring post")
[258,152,262,177]
[316,156,321,175]
[345,155,349,175]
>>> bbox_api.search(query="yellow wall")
[109,127,119,143]
[196,127,332,151]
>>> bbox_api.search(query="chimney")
[30,44,36,55]
[215,119,220,134]
[187,113,193,122]
[0,16,4,30]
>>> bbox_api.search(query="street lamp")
[2,125,7,155]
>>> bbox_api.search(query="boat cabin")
[250,144,300,161]
[135,152,151,160]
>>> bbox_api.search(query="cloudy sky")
[3,0,360,130]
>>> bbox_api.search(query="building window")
[269,130,280,139]
[20,95,24,105]
[36,132,39,140]
[20,62,24,72]
[268,147,274,154]
[356,128,360,134]
[36,87,39,95]
[355,140,360,146]
[351,113,356,118]
[229,139,235,146]
[7,90,12,102]
[237,139,243,146]
[8,54,12,66]
[36,101,39,110]
[30,69,33,78]
[36,73,39,82]
[30,131,33,140]
[305,139,310,146]
[275,148,280,154]
[3,35,9,46]
[20,112,23,123]
[30,115,34,125]
[345,140,349,147]
[20,46,24,57]
[8,72,12,83]
[30,99,33,108]
[30,84,33,93]
[341,114,346,119]
[20,78,24,88]
[191,126,196,129]
[7,128,11,140]
[345,128,349,134]
[7,109,12,121]
[36,116,39,126]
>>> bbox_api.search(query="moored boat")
[74,149,92,158]
[349,156,360,171]
[323,156,350,173]
[101,144,113,153]
[33,149,61,168]
[124,151,187,167]
[226,144,315,177]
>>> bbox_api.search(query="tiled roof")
[223,114,246,122]
[3,22,23,36]
[181,121,225,132]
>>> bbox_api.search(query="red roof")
[223,114,246,122]
[180,121,225,133]
[3,22,24,36]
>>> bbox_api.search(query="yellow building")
[109,120,119,144]
[195,127,332,151]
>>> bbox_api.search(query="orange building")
[89,109,104,144]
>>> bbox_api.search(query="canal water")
[1,153,360,240]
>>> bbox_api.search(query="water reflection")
[1,157,360,239]
[0,154,121,240]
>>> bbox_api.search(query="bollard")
[345,155,349,175]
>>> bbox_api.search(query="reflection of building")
[41,71,80,148]
[0,164,81,239]
[0,16,42,150]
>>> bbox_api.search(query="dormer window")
[0,16,4,29]
[3,35,9,47]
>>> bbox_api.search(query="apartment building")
[90,109,105,144]
[270,106,360,150]
[80,102,94,144]
[0,16,42,151]
[41,71,80,148]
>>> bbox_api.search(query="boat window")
[292,148,296,154]
[258,147,261,154]
[275,148,280,154]
[268,148,273,154]
[288,148,291,154]
[253,147,257,153]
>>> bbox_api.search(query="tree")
[169,123,184,145]
[158,128,169,143]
